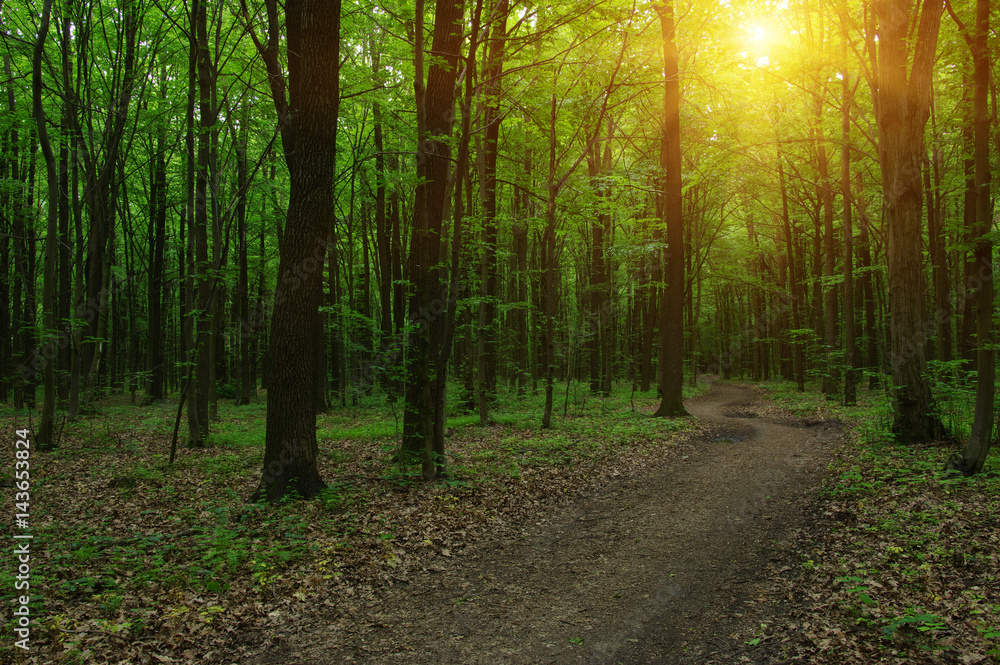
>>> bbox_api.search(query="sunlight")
[740,18,779,68]
[748,23,770,46]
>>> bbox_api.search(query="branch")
[943,0,973,47]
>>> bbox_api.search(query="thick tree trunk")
[654,1,687,417]
[476,0,506,422]
[251,0,340,502]
[876,0,945,441]
[957,0,992,474]
[402,0,464,476]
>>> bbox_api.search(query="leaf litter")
[1,380,996,663]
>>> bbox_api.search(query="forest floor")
[240,379,845,664]
[2,377,998,663]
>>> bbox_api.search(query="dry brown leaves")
[729,386,1000,664]
[0,391,703,663]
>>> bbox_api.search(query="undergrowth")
[757,378,1000,663]
[0,378,706,662]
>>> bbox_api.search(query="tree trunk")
[654,1,687,417]
[542,95,558,429]
[57,34,72,403]
[74,5,138,412]
[33,0,59,448]
[5,53,28,410]
[956,0,992,474]
[0,127,9,404]
[147,99,167,402]
[250,0,340,502]
[811,93,839,398]
[841,65,858,406]
[640,246,654,391]
[371,44,394,395]
[586,120,612,396]
[235,123,253,406]
[925,145,951,364]
[959,99,977,369]
[513,164,530,396]
[856,198,879,388]
[876,0,945,441]
[402,0,465,476]
[476,0,506,423]
[777,150,804,390]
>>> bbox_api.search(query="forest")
[1,0,999,661]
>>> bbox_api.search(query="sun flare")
[748,23,770,46]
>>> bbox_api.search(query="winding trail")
[249,380,842,664]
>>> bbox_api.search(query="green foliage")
[882,610,947,640]
[760,379,1000,659]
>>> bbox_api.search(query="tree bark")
[33,0,59,448]
[190,0,212,444]
[654,0,688,417]
[815,97,839,399]
[957,0,992,473]
[0,127,9,404]
[778,153,805,392]
[959,97,977,369]
[839,4,858,405]
[248,0,341,502]
[147,84,167,402]
[402,0,465,475]
[876,0,946,441]
[476,0,507,422]
[235,122,253,406]
[542,95,558,429]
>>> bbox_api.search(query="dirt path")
[247,380,843,664]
